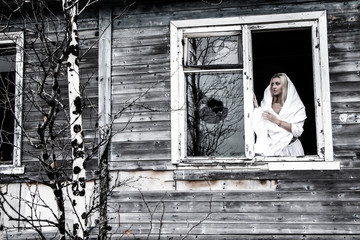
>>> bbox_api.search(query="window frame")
[170,11,339,170]
[0,32,24,174]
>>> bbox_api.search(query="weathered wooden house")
[1,0,360,239]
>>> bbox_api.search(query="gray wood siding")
[107,0,360,238]
[110,23,172,170]
[109,0,360,170]
[1,0,360,239]
[107,190,360,239]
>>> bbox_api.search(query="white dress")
[253,78,306,157]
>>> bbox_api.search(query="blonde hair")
[270,73,288,105]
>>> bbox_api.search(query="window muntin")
[0,32,24,174]
[170,11,338,170]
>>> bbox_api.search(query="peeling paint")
[176,180,278,191]
[339,113,359,123]
[111,171,174,191]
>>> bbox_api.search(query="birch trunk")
[62,0,86,239]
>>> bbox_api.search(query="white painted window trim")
[170,11,339,171]
[0,32,25,174]
[98,7,112,162]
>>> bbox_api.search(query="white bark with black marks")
[62,0,86,239]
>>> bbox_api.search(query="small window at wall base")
[170,11,340,171]
[0,32,24,175]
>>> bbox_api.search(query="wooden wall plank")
[113,212,360,224]
[108,160,172,170]
[109,222,360,235]
[173,169,360,180]
[100,234,360,240]
[110,190,360,202]
[106,190,360,237]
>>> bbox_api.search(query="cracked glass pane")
[186,72,245,157]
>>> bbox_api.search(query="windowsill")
[175,156,340,171]
[0,165,25,174]
[174,160,341,181]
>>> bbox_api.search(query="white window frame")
[170,11,340,171]
[0,32,24,174]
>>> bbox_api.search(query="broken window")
[171,11,339,170]
[184,35,245,157]
[186,72,244,157]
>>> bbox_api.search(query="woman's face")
[271,77,282,96]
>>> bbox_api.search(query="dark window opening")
[0,72,15,163]
[0,43,16,163]
[252,29,317,155]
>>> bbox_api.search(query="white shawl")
[253,77,306,156]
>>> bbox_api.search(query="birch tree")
[62,1,86,239]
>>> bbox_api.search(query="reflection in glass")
[187,36,240,66]
[186,72,245,157]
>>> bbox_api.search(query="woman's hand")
[263,111,292,132]
[253,93,259,108]
[262,111,281,125]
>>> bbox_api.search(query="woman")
[253,73,306,156]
